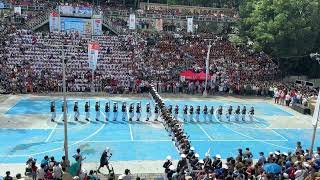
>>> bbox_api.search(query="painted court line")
[45,114,64,142]
[193,118,214,141]
[127,112,133,141]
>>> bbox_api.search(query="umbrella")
[263,163,282,174]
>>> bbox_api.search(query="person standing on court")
[227,105,232,122]
[85,102,90,121]
[129,103,134,121]
[95,101,100,121]
[249,106,254,121]
[189,105,194,121]
[136,102,141,121]
[241,106,246,121]
[203,105,208,121]
[209,106,214,121]
[146,103,151,121]
[113,102,118,121]
[183,105,188,121]
[195,105,201,121]
[105,102,110,121]
[235,106,240,121]
[50,101,56,122]
[74,102,79,121]
[217,105,223,121]
[174,105,179,119]
[97,147,112,173]
[163,156,173,174]
[122,102,127,121]
[154,103,159,121]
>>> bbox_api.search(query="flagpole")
[309,89,320,156]
[203,43,212,97]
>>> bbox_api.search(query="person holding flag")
[95,101,100,121]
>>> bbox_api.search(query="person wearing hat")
[136,102,141,121]
[267,152,275,163]
[168,105,173,115]
[84,101,90,121]
[213,154,222,169]
[61,103,67,121]
[241,106,246,121]
[183,105,188,121]
[154,103,159,121]
[129,103,134,121]
[189,105,194,121]
[177,154,187,173]
[113,102,118,121]
[249,106,254,121]
[217,105,223,121]
[95,101,100,121]
[258,152,266,165]
[50,101,56,122]
[121,102,127,121]
[187,147,195,159]
[163,156,173,174]
[203,105,208,121]
[73,101,79,121]
[174,105,179,119]
[195,105,201,121]
[105,102,110,121]
[166,165,176,180]
[203,153,212,171]
[235,106,240,122]
[226,105,232,122]
[209,106,214,121]
[146,103,151,121]
[97,147,112,173]
[191,153,200,169]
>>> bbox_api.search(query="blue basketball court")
[0,97,319,164]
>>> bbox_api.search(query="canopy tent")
[180,70,211,81]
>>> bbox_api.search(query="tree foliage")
[238,0,320,58]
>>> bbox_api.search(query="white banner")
[187,17,193,33]
[312,90,320,126]
[92,19,102,35]
[88,42,100,70]
[14,7,22,15]
[155,19,163,31]
[129,14,136,30]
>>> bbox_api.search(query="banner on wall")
[49,11,60,32]
[92,19,102,35]
[60,17,92,34]
[129,14,136,30]
[155,19,163,31]
[14,6,22,15]
[88,41,100,70]
[187,17,193,33]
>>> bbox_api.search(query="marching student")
[61,102,67,122]
[217,105,223,121]
[226,105,232,122]
[209,106,214,121]
[50,101,56,122]
[121,102,127,121]
[146,103,151,121]
[105,102,110,121]
[74,101,79,121]
[235,106,241,121]
[95,101,100,121]
[249,106,255,121]
[242,106,247,121]
[183,105,188,121]
[136,102,141,121]
[203,105,208,121]
[129,103,134,121]
[113,102,118,121]
[174,105,179,119]
[168,105,173,115]
[195,105,201,121]
[85,102,90,121]
[154,103,159,121]
[189,105,194,121]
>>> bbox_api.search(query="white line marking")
[45,114,63,142]
[127,112,133,141]
[195,120,214,141]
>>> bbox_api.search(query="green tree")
[238,0,320,58]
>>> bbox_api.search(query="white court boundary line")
[127,113,134,141]
[0,111,106,158]
[194,118,214,141]
[44,114,64,142]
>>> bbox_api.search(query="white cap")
[205,153,210,157]
[169,165,175,170]
[166,156,172,160]
[118,174,125,180]
[190,147,195,151]
[181,154,186,158]
[199,160,204,164]
[195,153,200,158]
[73,176,80,180]
[216,154,221,159]
[283,152,288,156]
[275,151,280,155]
[113,102,116,104]
[105,147,110,152]
[283,173,289,178]
[269,152,273,155]
[28,156,33,159]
